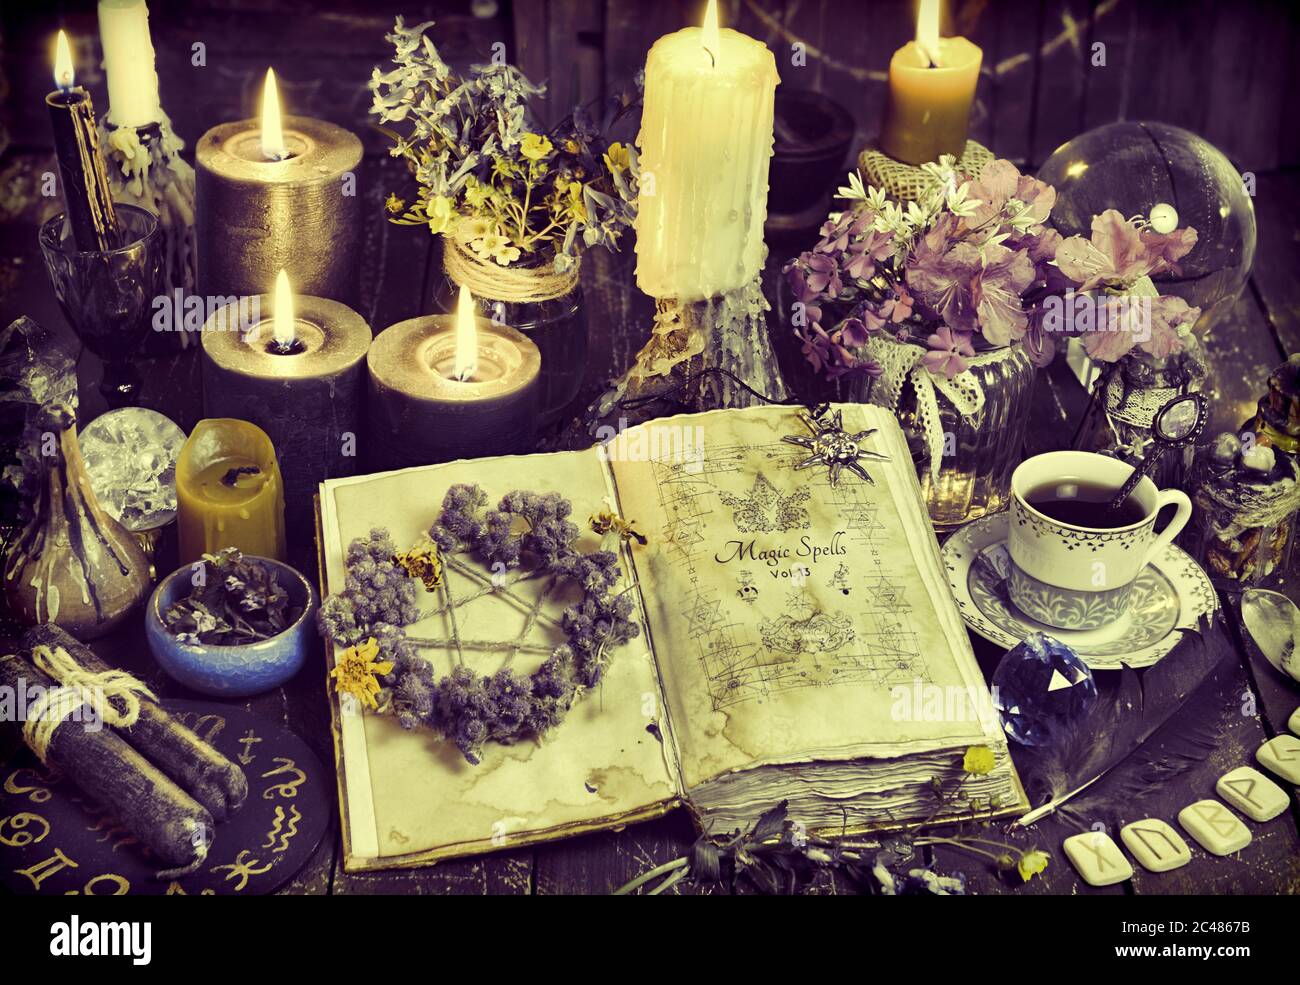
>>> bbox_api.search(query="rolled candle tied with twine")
[23,623,249,821]
[0,651,213,876]
[23,643,156,762]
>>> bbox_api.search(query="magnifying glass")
[1108,392,1209,513]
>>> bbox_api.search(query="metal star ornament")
[782,409,890,486]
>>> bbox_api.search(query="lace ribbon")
[866,337,1020,476]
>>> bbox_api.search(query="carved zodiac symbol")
[262,805,301,853]
[4,767,60,803]
[261,758,306,800]
[0,812,50,848]
[175,712,226,743]
[65,873,130,896]
[211,850,273,892]
[15,846,78,891]
[166,881,215,895]
[237,729,262,765]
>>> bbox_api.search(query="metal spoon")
[1108,392,1208,513]
[1241,588,1300,683]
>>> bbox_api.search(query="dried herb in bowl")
[164,548,300,646]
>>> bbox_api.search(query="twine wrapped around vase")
[443,236,580,304]
[858,139,994,203]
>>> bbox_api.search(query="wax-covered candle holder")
[38,203,163,408]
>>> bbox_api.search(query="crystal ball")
[991,632,1098,748]
[1037,121,1256,333]
[81,407,187,532]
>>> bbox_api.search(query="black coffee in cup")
[1024,480,1147,528]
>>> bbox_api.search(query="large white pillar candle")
[634,0,779,302]
[98,0,163,128]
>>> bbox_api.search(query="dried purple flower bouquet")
[784,158,1202,383]
[318,484,639,764]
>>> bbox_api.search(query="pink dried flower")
[922,326,976,379]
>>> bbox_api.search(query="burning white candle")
[634,0,779,302]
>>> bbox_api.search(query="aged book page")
[320,449,681,868]
[610,405,1002,792]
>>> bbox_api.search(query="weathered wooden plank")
[1199,283,1282,440]
[1249,171,1300,356]
[332,849,534,895]
[1031,0,1092,166]
[1080,0,1136,133]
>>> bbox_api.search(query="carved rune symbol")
[717,473,811,533]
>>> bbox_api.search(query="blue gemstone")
[991,632,1098,747]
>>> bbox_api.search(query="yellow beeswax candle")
[176,418,286,564]
[879,0,982,166]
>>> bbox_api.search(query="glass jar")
[436,252,588,432]
[1185,435,1300,586]
[859,340,1037,531]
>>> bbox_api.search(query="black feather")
[1012,615,1234,831]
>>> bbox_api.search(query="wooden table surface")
[2,149,1298,895]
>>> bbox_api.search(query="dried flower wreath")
[318,484,640,764]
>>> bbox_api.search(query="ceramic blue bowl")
[145,557,317,697]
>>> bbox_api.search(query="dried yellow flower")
[390,545,444,591]
[331,637,394,711]
[962,745,996,776]
[1017,849,1050,882]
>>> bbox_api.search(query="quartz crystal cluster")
[0,317,78,523]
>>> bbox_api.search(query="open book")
[318,405,1025,871]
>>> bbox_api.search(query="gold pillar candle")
[879,0,982,166]
[634,0,779,301]
[201,271,370,530]
[176,419,286,564]
[368,288,541,470]
[195,70,363,307]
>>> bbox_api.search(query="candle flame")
[917,0,943,67]
[53,30,75,90]
[261,68,287,161]
[273,269,296,349]
[701,0,721,68]
[454,285,478,381]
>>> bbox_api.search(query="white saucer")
[942,512,1218,670]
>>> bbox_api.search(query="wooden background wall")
[513,0,1300,172]
[2,0,1297,174]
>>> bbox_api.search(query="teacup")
[1008,451,1192,631]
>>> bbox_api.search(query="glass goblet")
[39,204,163,408]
